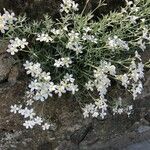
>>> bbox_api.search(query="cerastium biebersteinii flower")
[0,0,150,130]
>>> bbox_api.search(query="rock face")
[0,0,126,19]
[0,68,149,149]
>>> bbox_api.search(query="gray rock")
[37,142,53,150]
[70,123,93,144]
[125,139,150,150]
[56,141,79,150]
[0,53,19,84]
[0,41,19,84]
[137,125,150,134]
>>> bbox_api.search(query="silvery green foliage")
[1,0,150,130]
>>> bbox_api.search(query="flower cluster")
[7,38,28,55]
[83,61,116,118]
[83,97,108,119]
[60,0,79,13]
[36,33,53,42]
[66,27,99,55]
[117,52,144,100]
[0,9,17,33]
[54,57,72,68]
[10,104,53,130]
[66,30,82,54]
[82,29,98,44]
[24,61,78,100]
[113,105,133,116]
[4,0,150,130]
[108,36,129,51]
[137,28,150,51]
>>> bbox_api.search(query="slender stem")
[81,0,90,16]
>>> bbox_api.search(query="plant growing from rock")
[0,0,150,130]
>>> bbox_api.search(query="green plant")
[1,0,150,130]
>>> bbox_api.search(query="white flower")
[142,28,150,40]
[92,111,99,118]
[100,109,107,119]
[28,79,55,102]
[117,108,124,114]
[95,97,108,110]
[33,82,51,101]
[83,27,92,33]
[128,105,133,111]
[131,5,140,12]
[83,110,90,118]
[0,9,16,33]
[125,105,133,116]
[113,107,118,115]
[55,85,66,97]
[34,116,43,125]
[141,18,145,23]
[0,15,8,33]
[24,61,42,78]
[54,59,63,68]
[113,106,124,115]
[19,107,35,119]
[20,39,28,49]
[10,104,19,114]
[137,62,144,79]
[85,80,94,91]
[135,51,141,61]
[60,0,79,13]
[38,72,51,81]
[125,0,133,7]
[68,30,79,42]
[67,83,79,94]
[82,33,98,44]
[108,37,118,50]
[48,82,56,93]
[82,103,95,118]
[108,36,129,51]
[129,16,139,24]
[137,39,146,51]
[6,45,18,55]
[92,61,116,97]
[28,80,39,92]
[61,57,72,67]
[51,28,62,35]
[121,8,127,13]
[119,74,129,88]
[131,81,143,100]
[26,99,34,106]
[67,42,83,54]
[129,60,144,83]
[42,123,50,130]
[3,9,17,24]
[36,33,53,42]
[54,57,72,68]
[7,38,28,55]
[83,97,108,119]
[63,73,75,83]
[94,71,111,97]
[23,120,35,129]
[72,1,79,11]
